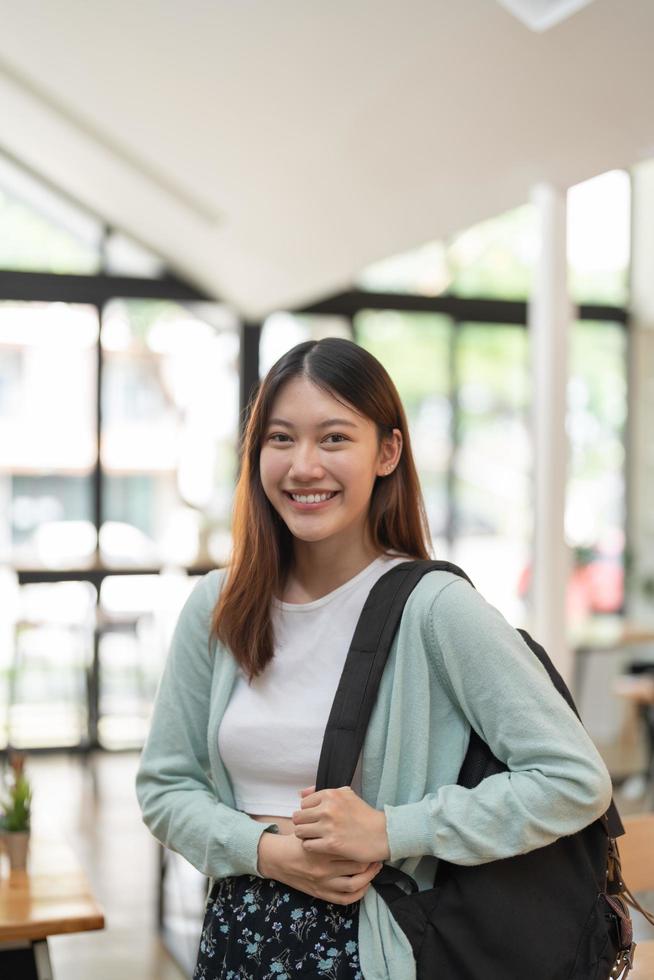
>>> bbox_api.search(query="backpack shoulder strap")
[314,558,624,838]
[315,559,465,790]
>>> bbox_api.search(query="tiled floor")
[10,745,654,979]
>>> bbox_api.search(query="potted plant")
[0,751,32,871]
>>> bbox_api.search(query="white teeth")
[290,492,336,504]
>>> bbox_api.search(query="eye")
[266,432,348,444]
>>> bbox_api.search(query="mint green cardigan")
[135,567,613,980]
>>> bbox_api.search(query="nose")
[287,441,326,481]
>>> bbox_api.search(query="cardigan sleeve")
[135,570,278,879]
[383,577,613,865]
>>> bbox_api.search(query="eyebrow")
[267,417,359,429]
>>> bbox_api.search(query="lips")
[284,490,340,509]
[283,490,338,497]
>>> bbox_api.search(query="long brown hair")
[210,336,432,680]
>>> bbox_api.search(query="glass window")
[357,241,450,296]
[565,320,627,625]
[103,230,166,278]
[0,153,101,274]
[356,168,630,307]
[259,312,352,377]
[451,323,531,620]
[0,302,99,568]
[447,206,537,299]
[0,567,19,750]
[4,580,96,749]
[98,571,200,749]
[355,205,537,300]
[101,299,240,568]
[354,310,452,558]
[567,170,630,306]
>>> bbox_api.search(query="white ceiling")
[0,0,653,318]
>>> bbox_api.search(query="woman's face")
[259,375,401,550]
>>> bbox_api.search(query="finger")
[291,807,320,825]
[299,788,322,808]
[299,785,316,797]
[332,867,379,892]
[325,859,370,874]
[294,822,322,840]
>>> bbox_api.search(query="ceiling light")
[496,0,596,32]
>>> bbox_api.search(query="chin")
[290,530,334,542]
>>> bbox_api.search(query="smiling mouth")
[284,491,340,508]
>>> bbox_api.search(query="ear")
[376,428,403,477]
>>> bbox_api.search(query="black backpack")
[315,560,649,980]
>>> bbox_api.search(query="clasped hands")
[291,784,390,864]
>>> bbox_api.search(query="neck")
[286,531,385,603]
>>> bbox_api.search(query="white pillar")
[628,160,654,625]
[528,184,573,685]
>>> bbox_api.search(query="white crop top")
[218,552,410,816]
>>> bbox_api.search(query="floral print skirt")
[193,873,362,979]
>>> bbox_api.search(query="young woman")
[136,337,613,980]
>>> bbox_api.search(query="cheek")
[338,467,377,508]
[337,456,377,487]
[259,450,285,488]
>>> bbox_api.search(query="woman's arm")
[135,571,277,879]
[383,577,613,866]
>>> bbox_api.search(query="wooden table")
[0,834,105,978]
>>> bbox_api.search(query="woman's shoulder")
[206,564,229,597]
[401,565,512,653]
[176,566,229,626]
[403,566,474,617]
[188,565,226,595]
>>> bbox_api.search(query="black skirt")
[193,873,362,979]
